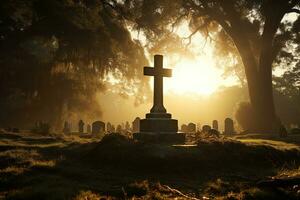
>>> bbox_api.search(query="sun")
[164,57,224,96]
[130,20,238,96]
[161,21,237,96]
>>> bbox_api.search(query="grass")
[236,138,300,150]
[0,131,300,199]
[234,133,300,145]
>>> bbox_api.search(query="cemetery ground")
[1,131,300,200]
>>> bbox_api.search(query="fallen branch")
[162,184,201,200]
[257,177,300,188]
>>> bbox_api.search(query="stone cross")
[144,55,172,114]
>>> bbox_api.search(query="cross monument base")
[133,132,185,144]
[140,116,178,132]
[134,115,185,144]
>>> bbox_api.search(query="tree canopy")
[0,0,149,128]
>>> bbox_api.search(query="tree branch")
[288,8,300,14]
[162,185,200,200]
[100,0,129,20]
[183,18,212,45]
[170,13,188,33]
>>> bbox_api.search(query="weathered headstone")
[208,129,220,137]
[133,55,185,144]
[125,121,131,132]
[187,123,196,133]
[116,124,122,133]
[33,121,50,134]
[111,125,116,132]
[279,125,288,137]
[107,122,112,133]
[197,123,201,132]
[181,124,188,133]
[291,128,300,134]
[78,120,84,133]
[202,125,211,133]
[5,127,12,132]
[224,118,234,135]
[92,121,105,135]
[212,120,218,131]
[12,128,19,133]
[63,121,70,134]
[132,117,140,133]
[35,121,41,129]
[86,124,91,134]
[41,123,50,134]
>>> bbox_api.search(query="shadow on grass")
[1,133,300,199]
[88,134,300,173]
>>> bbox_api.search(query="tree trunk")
[235,42,278,133]
[238,51,277,133]
[225,4,286,133]
[229,35,276,132]
[253,10,285,133]
[251,66,277,133]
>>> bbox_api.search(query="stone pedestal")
[134,112,185,144]
[140,119,178,132]
[133,132,185,144]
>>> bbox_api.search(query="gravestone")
[279,125,288,137]
[78,120,84,133]
[12,128,19,133]
[181,124,188,133]
[212,120,218,130]
[208,129,220,137]
[202,125,211,133]
[196,123,202,132]
[63,121,70,134]
[116,125,122,133]
[132,117,140,133]
[187,123,196,133]
[86,124,91,134]
[92,121,105,135]
[5,127,12,132]
[125,121,131,132]
[111,125,116,132]
[291,128,300,134]
[35,121,41,129]
[107,122,112,133]
[133,55,185,144]
[33,121,50,134]
[224,118,234,135]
